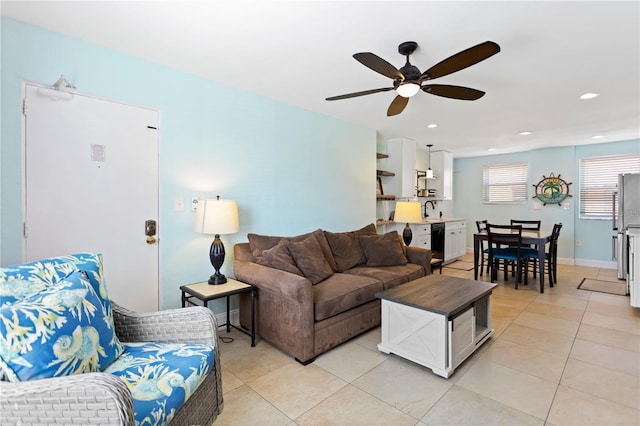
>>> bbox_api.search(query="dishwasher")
[431,222,445,261]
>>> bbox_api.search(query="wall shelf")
[376,195,396,200]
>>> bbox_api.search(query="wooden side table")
[180,278,255,347]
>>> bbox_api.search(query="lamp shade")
[394,200,422,223]
[194,198,239,235]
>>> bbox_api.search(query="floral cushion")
[104,342,215,426]
[0,270,124,381]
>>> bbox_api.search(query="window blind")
[482,162,528,204]
[579,154,640,219]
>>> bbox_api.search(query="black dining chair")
[486,223,529,289]
[510,219,542,277]
[476,220,490,276]
[525,223,563,286]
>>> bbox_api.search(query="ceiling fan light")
[397,83,420,98]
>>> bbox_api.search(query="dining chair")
[510,219,542,277]
[486,223,529,289]
[476,220,490,276]
[525,223,563,286]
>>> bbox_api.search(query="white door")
[23,83,159,312]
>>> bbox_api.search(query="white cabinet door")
[431,151,453,200]
[445,221,466,260]
[387,138,417,198]
[449,307,475,369]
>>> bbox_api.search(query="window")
[579,154,640,219]
[482,162,528,204]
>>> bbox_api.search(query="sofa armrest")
[112,302,218,347]
[406,246,433,275]
[0,372,134,425]
[233,259,316,362]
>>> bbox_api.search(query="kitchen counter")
[413,217,466,224]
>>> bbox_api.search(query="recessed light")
[427,124,438,128]
[519,131,532,136]
[592,135,603,139]
[580,93,599,100]
[488,148,497,152]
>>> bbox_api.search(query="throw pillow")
[0,252,106,308]
[359,231,408,267]
[0,270,124,382]
[247,234,284,264]
[262,240,303,276]
[324,231,366,272]
[286,235,334,284]
[353,223,378,236]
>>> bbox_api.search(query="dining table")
[473,228,554,293]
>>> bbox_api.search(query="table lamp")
[195,196,239,284]
[394,200,422,245]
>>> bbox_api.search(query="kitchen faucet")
[423,200,436,218]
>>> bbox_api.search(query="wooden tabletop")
[376,275,497,318]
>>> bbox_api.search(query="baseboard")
[574,258,617,269]
[214,308,240,328]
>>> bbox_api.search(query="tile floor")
[215,255,640,425]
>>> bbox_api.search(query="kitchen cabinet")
[386,138,417,198]
[445,220,466,261]
[410,223,431,250]
[429,151,453,200]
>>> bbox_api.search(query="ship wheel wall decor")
[532,173,573,206]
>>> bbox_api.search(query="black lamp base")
[208,273,227,285]
[208,234,227,285]
[402,223,413,246]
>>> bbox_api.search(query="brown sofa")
[233,224,432,364]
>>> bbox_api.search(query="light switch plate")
[191,198,199,212]
[174,197,185,212]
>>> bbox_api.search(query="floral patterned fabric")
[0,253,109,310]
[0,270,123,381]
[104,342,214,426]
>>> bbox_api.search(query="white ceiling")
[2,1,639,157]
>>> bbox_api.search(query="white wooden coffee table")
[376,274,496,378]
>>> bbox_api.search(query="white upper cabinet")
[386,138,417,198]
[430,151,453,200]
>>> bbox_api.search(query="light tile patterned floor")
[215,255,640,425]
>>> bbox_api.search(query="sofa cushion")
[324,231,366,272]
[0,270,124,382]
[261,240,303,276]
[359,231,408,267]
[313,273,383,321]
[286,235,334,284]
[104,342,214,426]
[248,229,337,270]
[345,263,424,290]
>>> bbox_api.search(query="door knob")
[145,220,157,244]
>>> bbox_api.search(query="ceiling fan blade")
[422,41,500,80]
[422,84,486,100]
[387,95,409,116]
[353,52,404,80]
[326,87,394,101]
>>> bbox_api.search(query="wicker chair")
[0,301,223,426]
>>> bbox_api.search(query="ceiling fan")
[326,40,500,116]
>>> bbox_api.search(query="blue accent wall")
[1,18,376,309]
[453,140,640,266]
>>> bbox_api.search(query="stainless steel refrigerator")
[613,173,640,283]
